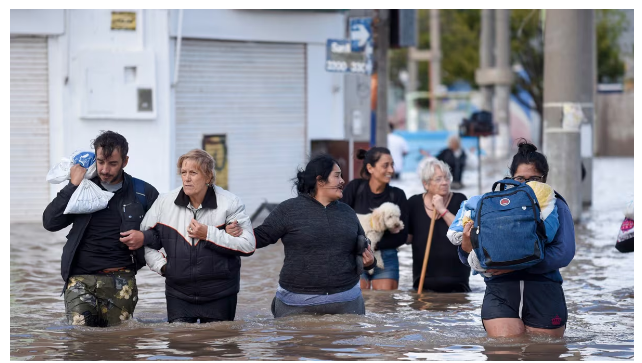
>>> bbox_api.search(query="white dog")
[357,202,404,272]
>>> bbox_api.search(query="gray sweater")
[255,193,370,294]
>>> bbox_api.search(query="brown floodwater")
[10,157,634,360]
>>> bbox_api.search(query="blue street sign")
[325,39,372,74]
[349,17,372,52]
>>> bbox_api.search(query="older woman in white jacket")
[141,149,255,323]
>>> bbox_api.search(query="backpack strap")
[132,177,148,211]
[554,191,568,206]
[131,177,149,272]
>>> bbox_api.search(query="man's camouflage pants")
[64,269,138,327]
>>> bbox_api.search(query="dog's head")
[371,202,404,234]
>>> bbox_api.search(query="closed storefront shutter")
[176,39,306,215]
[11,37,50,222]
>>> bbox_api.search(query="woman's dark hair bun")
[356,149,368,160]
[517,138,537,154]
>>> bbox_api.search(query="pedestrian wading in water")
[43,130,159,327]
[143,149,256,323]
[340,147,409,291]
[226,154,376,317]
[459,139,576,338]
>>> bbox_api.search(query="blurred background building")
[10,9,634,222]
[11,9,349,221]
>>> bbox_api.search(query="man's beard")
[101,169,123,184]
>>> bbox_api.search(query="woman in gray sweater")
[227,154,376,317]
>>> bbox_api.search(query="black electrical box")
[459,111,495,137]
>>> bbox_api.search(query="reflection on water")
[10,158,634,360]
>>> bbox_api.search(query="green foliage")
[596,9,628,83]
[388,9,630,116]
[388,9,480,91]
[510,10,544,116]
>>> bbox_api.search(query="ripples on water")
[10,158,634,360]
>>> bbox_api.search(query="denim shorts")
[361,248,399,281]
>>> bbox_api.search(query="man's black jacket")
[43,171,159,289]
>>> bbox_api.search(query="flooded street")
[10,157,634,360]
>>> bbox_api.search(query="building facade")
[10,9,348,221]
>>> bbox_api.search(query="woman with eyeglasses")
[407,159,471,293]
[459,139,576,338]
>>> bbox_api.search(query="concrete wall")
[169,10,347,143]
[12,9,347,199]
[46,10,174,197]
[10,10,64,35]
[595,93,634,156]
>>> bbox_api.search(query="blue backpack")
[470,178,548,270]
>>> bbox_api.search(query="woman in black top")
[341,147,409,291]
[225,154,376,317]
[407,159,470,292]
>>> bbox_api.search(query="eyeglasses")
[430,177,450,184]
[512,175,545,183]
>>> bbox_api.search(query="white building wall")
[52,10,173,195]
[307,44,345,141]
[169,10,347,144]
[10,9,64,35]
[13,9,347,205]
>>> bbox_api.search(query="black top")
[407,192,471,292]
[436,148,467,183]
[70,185,133,274]
[42,171,159,286]
[340,178,409,250]
[254,193,367,295]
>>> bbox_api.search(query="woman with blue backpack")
[459,140,576,338]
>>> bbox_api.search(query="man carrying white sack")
[43,130,159,327]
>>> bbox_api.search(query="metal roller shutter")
[176,39,306,215]
[10,37,50,222]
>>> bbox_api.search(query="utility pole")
[543,9,595,220]
[407,11,418,94]
[494,9,511,159]
[373,9,390,148]
[406,10,442,131]
[429,9,441,130]
[479,9,495,112]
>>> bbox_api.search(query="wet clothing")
[458,198,575,284]
[43,172,157,327]
[458,196,575,329]
[64,269,138,327]
[43,172,159,286]
[408,192,471,292]
[166,293,237,323]
[272,282,364,318]
[143,185,256,306]
[436,148,466,183]
[271,295,365,318]
[70,197,134,275]
[361,248,400,281]
[481,280,568,329]
[254,193,374,296]
[276,282,362,306]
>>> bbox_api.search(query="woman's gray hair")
[177,149,216,185]
[420,159,453,184]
